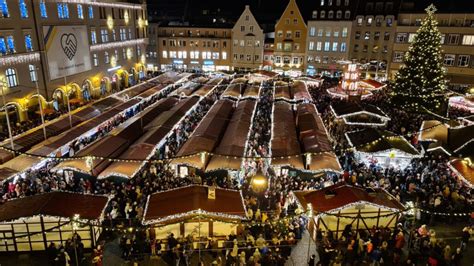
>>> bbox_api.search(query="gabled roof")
[275,0,307,28]
[331,102,390,120]
[346,128,420,156]
[143,185,246,225]
[293,183,405,213]
[0,192,109,223]
[232,5,263,33]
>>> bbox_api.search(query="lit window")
[112,29,116,41]
[100,29,108,43]
[0,37,6,55]
[316,42,322,51]
[91,29,97,44]
[336,10,342,19]
[19,0,28,18]
[320,0,324,6]
[393,51,404,62]
[88,5,93,19]
[462,35,474,45]
[77,4,83,19]
[5,68,18,87]
[367,17,373,26]
[128,28,132,39]
[310,27,316,37]
[324,42,330,51]
[340,42,347,52]
[0,0,9,18]
[24,34,33,51]
[39,0,47,18]
[122,48,126,59]
[309,42,314,50]
[222,52,227,60]
[342,27,348,37]
[6,36,15,53]
[93,53,98,66]
[443,54,455,66]
[29,64,37,82]
[57,3,69,19]
[104,51,109,64]
[332,42,338,51]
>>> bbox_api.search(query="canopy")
[331,102,390,126]
[274,81,291,100]
[143,185,246,225]
[449,157,474,188]
[346,128,420,156]
[0,191,109,223]
[271,102,304,169]
[291,80,311,102]
[172,99,234,169]
[193,78,222,96]
[242,84,260,98]
[222,78,247,98]
[206,99,256,171]
[293,183,405,214]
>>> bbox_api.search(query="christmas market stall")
[274,81,292,101]
[449,157,474,188]
[143,185,247,241]
[345,128,421,169]
[330,101,390,127]
[292,183,405,240]
[291,80,312,102]
[448,95,474,113]
[0,191,109,252]
[419,121,474,156]
[222,78,248,99]
[206,99,257,173]
[171,99,234,174]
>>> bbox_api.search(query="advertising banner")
[43,25,92,80]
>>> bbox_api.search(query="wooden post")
[336,211,340,239]
[376,208,381,228]
[40,216,48,250]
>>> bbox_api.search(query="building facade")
[273,0,307,75]
[350,0,401,79]
[146,23,159,71]
[156,24,232,72]
[390,12,474,90]
[0,0,148,125]
[231,5,264,71]
[305,0,356,76]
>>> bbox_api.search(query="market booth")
[0,192,109,252]
[449,157,474,188]
[143,185,247,240]
[292,183,405,240]
[330,102,390,127]
[346,128,421,169]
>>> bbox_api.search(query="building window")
[222,52,227,60]
[324,42,330,51]
[277,31,283,37]
[374,32,380,40]
[91,29,97,44]
[443,54,455,66]
[375,18,382,26]
[328,11,333,19]
[0,37,6,55]
[77,4,84,19]
[340,42,346,52]
[284,43,291,51]
[5,68,17,88]
[386,18,393,27]
[88,5,93,19]
[114,49,119,60]
[29,64,37,82]
[357,17,363,26]
[295,31,301,38]
[6,35,15,53]
[137,46,141,56]
[328,0,333,6]
[395,33,408,43]
[39,0,47,18]
[344,11,350,19]
[448,34,459,45]
[309,41,314,50]
[93,53,98,66]
[364,32,370,40]
[344,0,349,6]
[332,42,338,51]
[458,55,470,67]
[310,27,316,37]
[277,43,282,50]
[318,29,323,37]
[462,35,474,45]
[246,54,251,61]
[19,0,28,18]
[122,48,126,59]
[320,11,325,18]
[325,29,331,37]
[128,28,132,39]
[292,57,299,64]
[275,56,281,64]
[336,10,342,19]
[312,11,317,19]
[355,31,361,40]
[100,29,108,43]
[408,33,416,43]
[24,34,33,51]
[393,51,404,62]
[354,44,359,52]
[241,26,245,32]
[286,31,292,38]
[120,28,127,41]
[316,42,322,51]
[384,32,390,41]
[104,52,109,64]
[342,27,348,37]
[162,51,167,58]
[57,3,69,19]
[112,29,116,41]
[320,0,324,6]
[1,0,9,18]
[255,40,260,47]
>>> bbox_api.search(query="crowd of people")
[0,73,471,265]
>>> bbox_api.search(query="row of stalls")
[0,73,190,183]
[0,183,407,252]
[419,120,474,187]
[0,185,247,252]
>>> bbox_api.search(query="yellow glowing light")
[107,16,114,29]
[124,11,129,24]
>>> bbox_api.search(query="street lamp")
[0,77,14,150]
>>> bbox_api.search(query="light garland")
[58,0,143,10]
[90,38,146,52]
[0,52,40,67]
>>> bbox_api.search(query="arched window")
[312,10,317,19]
[320,11,326,18]
[104,51,109,64]
[5,68,18,87]
[336,10,342,19]
[328,11,334,19]
[19,0,28,18]
[345,11,351,19]
[29,64,37,82]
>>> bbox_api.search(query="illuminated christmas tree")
[392,4,446,112]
